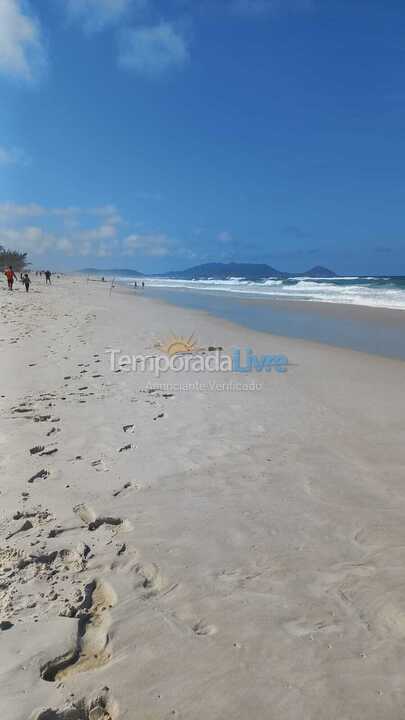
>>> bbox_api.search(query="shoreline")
[138,284,405,361]
[113,280,405,365]
[2,275,405,719]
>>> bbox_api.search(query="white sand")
[1,275,405,719]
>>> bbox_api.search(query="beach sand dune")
[1,276,405,719]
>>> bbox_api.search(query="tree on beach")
[0,245,28,272]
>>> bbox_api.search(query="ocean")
[124,275,405,311]
[115,275,405,360]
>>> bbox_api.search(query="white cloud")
[96,242,113,257]
[56,237,74,254]
[51,206,81,219]
[78,240,93,256]
[0,226,55,254]
[123,232,172,256]
[0,0,45,81]
[65,0,147,32]
[0,145,29,166]
[90,204,123,225]
[0,202,45,220]
[0,202,122,224]
[119,22,189,76]
[0,205,118,257]
[0,201,176,260]
[77,224,117,241]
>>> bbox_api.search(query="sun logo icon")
[159,333,198,357]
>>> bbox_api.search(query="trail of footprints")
[2,335,214,718]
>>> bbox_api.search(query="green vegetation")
[0,245,28,272]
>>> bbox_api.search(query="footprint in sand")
[33,687,118,719]
[0,621,13,631]
[47,427,60,437]
[40,579,117,683]
[59,544,91,572]
[192,620,218,637]
[91,459,109,473]
[112,559,167,598]
[28,469,50,484]
[30,445,58,457]
[30,445,45,455]
[6,519,34,540]
[122,424,135,434]
[112,482,132,498]
[40,447,58,457]
[12,403,34,416]
[73,505,131,533]
[134,562,166,597]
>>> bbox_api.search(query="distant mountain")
[297,266,337,278]
[82,267,144,277]
[80,263,337,281]
[159,262,337,281]
[161,262,283,280]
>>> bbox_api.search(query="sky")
[1,0,405,275]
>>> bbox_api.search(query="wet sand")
[145,285,405,359]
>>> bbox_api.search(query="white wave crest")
[118,276,405,311]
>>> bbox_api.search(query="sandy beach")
[1,274,405,720]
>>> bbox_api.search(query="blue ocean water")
[128,276,405,311]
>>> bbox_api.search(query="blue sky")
[1,0,405,274]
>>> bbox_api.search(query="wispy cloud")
[0,221,118,257]
[118,22,189,76]
[0,202,122,223]
[0,145,30,166]
[0,202,45,220]
[123,232,173,256]
[76,223,118,241]
[0,201,176,259]
[0,0,46,81]
[64,0,146,32]
[90,204,123,225]
[0,226,58,254]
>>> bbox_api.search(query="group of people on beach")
[3,267,52,292]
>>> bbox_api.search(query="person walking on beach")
[23,273,31,293]
[45,270,52,285]
[4,266,17,290]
